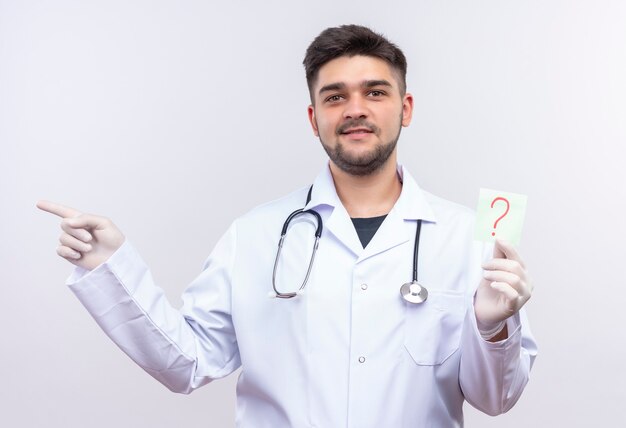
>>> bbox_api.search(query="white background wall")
[1,1,625,426]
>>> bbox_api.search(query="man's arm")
[37,201,241,393]
[459,239,537,415]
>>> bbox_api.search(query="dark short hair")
[303,24,407,102]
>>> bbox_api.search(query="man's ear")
[401,93,414,127]
[307,105,319,136]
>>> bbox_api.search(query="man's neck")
[329,155,402,218]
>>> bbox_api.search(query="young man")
[38,25,537,427]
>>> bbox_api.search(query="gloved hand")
[474,239,533,333]
[37,200,125,271]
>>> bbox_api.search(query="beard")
[319,116,402,177]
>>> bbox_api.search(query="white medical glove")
[37,200,125,271]
[474,239,533,332]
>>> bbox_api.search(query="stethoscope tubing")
[272,209,321,299]
[272,185,427,303]
[412,219,422,282]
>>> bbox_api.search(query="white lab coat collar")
[392,165,438,223]
[303,162,437,260]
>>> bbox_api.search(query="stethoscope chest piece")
[400,281,428,304]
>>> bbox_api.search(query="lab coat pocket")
[404,290,467,366]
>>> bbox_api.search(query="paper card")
[474,188,528,245]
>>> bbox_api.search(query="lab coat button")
[358,356,366,363]
[361,283,368,290]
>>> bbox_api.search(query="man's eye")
[369,90,385,97]
[326,95,343,102]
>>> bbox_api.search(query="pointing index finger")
[36,200,82,219]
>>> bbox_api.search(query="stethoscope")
[271,185,428,304]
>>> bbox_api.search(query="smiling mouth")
[340,128,374,135]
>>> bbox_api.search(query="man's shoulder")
[422,190,476,225]
[421,190,486,261]
[236,186,310,225]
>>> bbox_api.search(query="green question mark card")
[474,188,528,245]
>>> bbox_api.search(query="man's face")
[307,55,413,176]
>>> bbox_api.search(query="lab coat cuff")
[469,307,522,350]
[65,239,135,283]
[460,308,526,414]
[65,240,148,317]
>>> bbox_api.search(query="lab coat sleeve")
[65,223,241,394]
[459,304,538,416]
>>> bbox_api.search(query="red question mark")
[490,197,510,236]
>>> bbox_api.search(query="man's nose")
[343,95,368,119]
